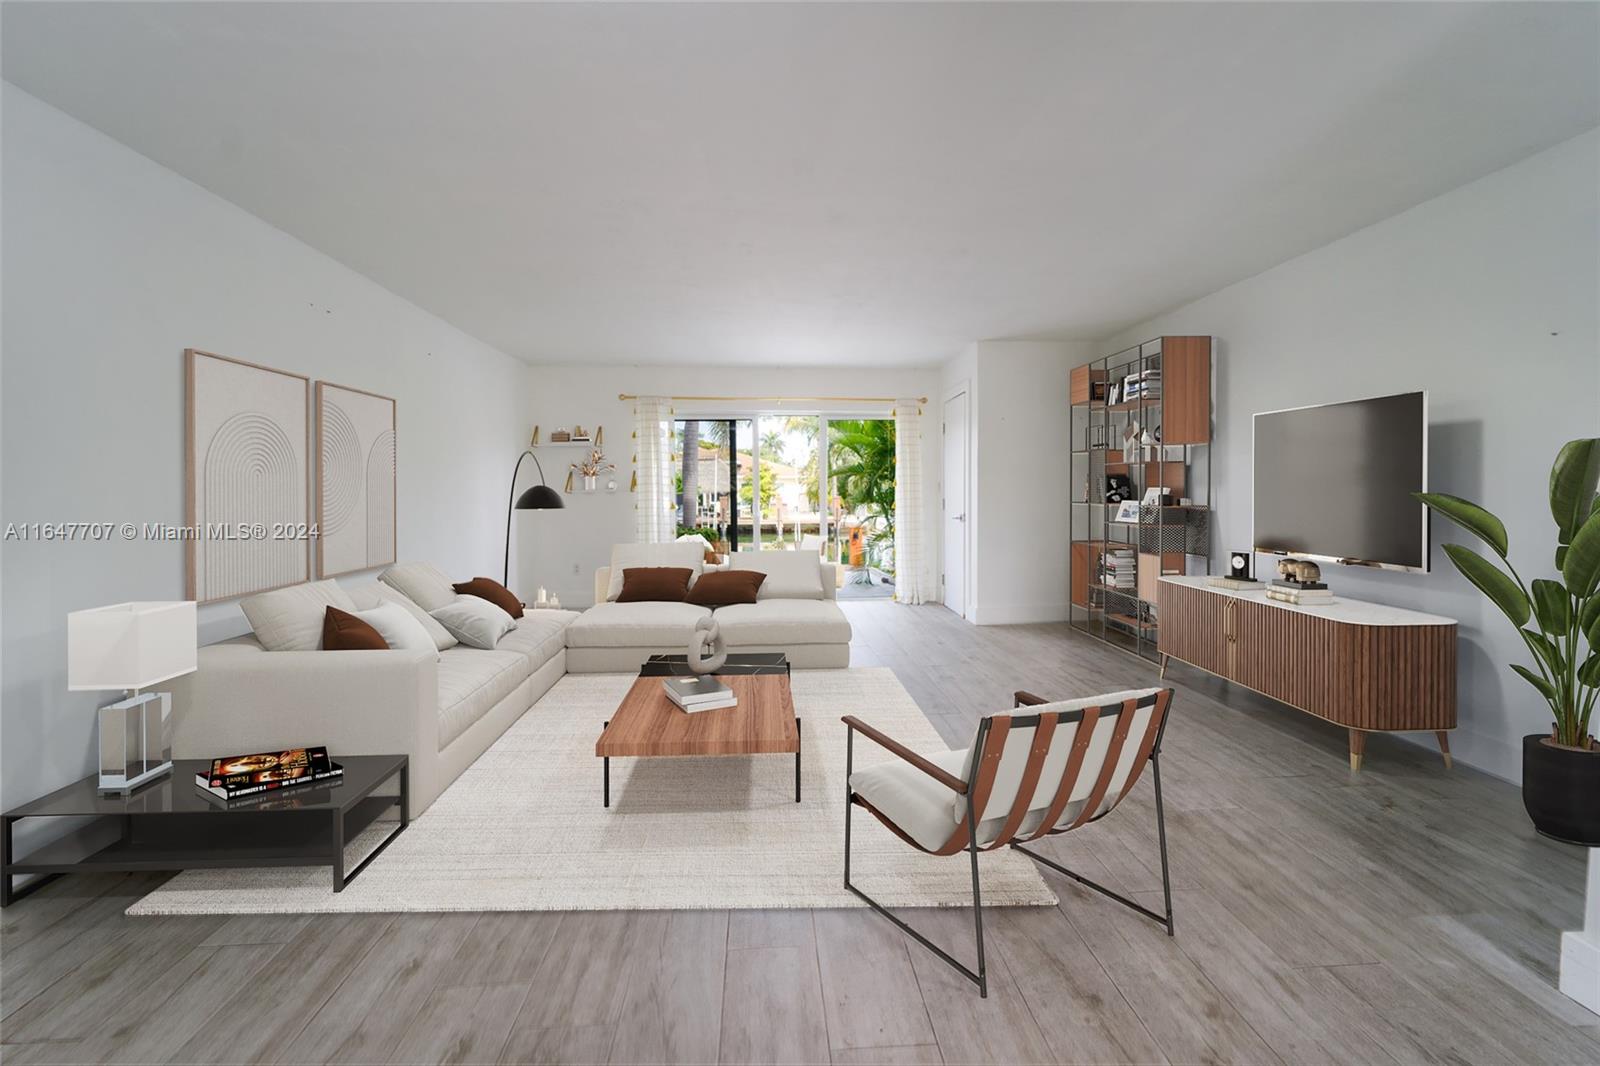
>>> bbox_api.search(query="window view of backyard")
[671,416,896,599]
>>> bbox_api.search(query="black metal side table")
[1,754,407,905]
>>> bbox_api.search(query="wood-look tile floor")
[3,603,1596,1064]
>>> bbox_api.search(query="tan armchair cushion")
[849,749,968,851]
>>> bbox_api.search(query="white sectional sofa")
[173,548,851,817]
[564,543,852,671]
[172,564,576,817]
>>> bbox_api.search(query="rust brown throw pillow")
[685,569,765,607]
[452,577,524,618]
[322,606,390,650]
[616,567,694,603]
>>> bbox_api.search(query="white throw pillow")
[242,579,357,651]
[430,595,517,650]
[356,603,437,655]
[730,552,824,600]
[379,561,456,613]
[371,582,459,651]
[605,542,705,601]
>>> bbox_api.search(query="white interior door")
[942,391,969,617]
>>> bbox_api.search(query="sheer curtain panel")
[893,399,927,604]
[633,396,674,543]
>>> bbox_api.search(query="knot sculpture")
[687,615,728,675]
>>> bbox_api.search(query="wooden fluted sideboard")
[1157,576,1457,770]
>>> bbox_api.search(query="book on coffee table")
[663,675,737,712]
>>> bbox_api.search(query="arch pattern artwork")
[319,400,363,535]
[186,350,311,603]
[316,382,397,577]
[366,429,397,564]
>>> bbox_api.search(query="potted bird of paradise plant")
[1417,438,1600,844]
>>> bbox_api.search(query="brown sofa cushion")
[322,606,390,651]
[616,567,694,603]
[453,576,524,618]
[685,569,765,607]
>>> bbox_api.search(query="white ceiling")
[4,2,1597,367]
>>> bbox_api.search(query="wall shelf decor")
[185,349,310,603]
[532,424,607,448]
[1068,336,1214,663]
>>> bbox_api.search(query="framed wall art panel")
[316,381,397,578]
[185,349,312,603]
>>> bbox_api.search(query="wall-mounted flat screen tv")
[1253,391,1429,573]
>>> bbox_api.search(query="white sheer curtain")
[893,399,928,604]
[632,396,674,543]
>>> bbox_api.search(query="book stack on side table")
[196,745,343,801]
[663,675,737,713]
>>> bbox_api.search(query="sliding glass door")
[672,419,749,552]
[826,418,896,597]
[754,416,822,551]
[672,412,893,597]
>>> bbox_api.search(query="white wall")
[941,340,1095,624]
[1098,128,1600,782]
[938,346,978,617]
[1,86,529,815]
[516,364,942,606]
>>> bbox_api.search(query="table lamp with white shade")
[67,601,197,793]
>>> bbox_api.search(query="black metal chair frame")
[843,690,1175,998]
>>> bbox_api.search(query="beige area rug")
[128,668,1055,915]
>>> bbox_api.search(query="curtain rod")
[617,393,926,404]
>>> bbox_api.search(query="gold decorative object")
[529,426,540,447]
[563,469,575,493]
[595,425,604,446]
[630,471,638,492]
[1277,558,1323,584]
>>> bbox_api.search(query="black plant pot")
[1522,733,1600,845]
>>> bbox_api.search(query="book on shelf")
[1103,548,1137,589]
[663,675,737,712]
[196,746,342,800]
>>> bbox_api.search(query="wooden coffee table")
[595,674,801,807]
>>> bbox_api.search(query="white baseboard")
[1562,852,1600,1018]
[1561,930,1600,1018]
[970,603,1070,626]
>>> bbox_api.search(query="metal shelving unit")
[1068,336,1214,663]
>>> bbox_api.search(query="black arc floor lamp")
[504,448,564,587]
